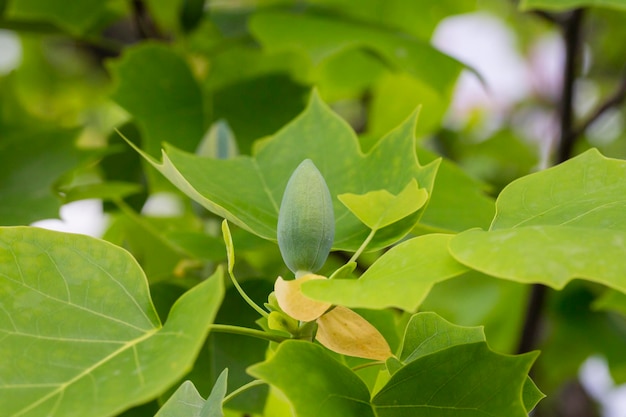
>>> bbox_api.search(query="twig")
[132,0,163,40]
[556,8,585,164]
[517,9,586,355]
[571,66,626,139]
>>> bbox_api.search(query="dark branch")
[517,9,586,355]
[571,65,626,139]
[556,8,585,164]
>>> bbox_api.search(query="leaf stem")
[227,268,269,318]
[222,380,267,404]
[348,228,377,264]
[351,360,386,372]
[209,324,290,343]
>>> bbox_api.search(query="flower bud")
[277,159,334,276]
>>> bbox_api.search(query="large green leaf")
[450,149,626,292]
[249,11,463,98]
[0,227,224,417]
[128,91,439,252]
[374,343,539,417]
[307,0,476,40]
[5,0,107,35]
[0,129,89,226]
[396,313,544,413]
[520,0,626,11]
[301,234,468,311]
[108,43,205,189]
[248,341,375,417]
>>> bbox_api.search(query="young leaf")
[338,179,428,230]
[196,120,238,159]
[450,149,626,293]
[201,369,228,417]
[398,312,484,362]
[315,306,393,361]
[0,227,224,417]
[301,234,468,311]
[155,381,205,417]
[248,341,376,417]
[127,91,439,252]
[274,275,331,322]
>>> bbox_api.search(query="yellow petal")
[316,306,392,361]
[274,275,332,322]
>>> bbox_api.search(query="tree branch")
[556,8,586,164]
[571,65,626,139]
[517,8,586,355]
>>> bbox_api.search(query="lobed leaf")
[373,342,539,417]
[247,341,375,417]
[450,149,626,293]
[128,91,439,252]
[0,227,224,417]
[301,234,468,311]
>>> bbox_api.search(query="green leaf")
[396,313,544,413]
[201,369,228,417]
[373,343,539,417]
[416,148,495,233]
[128,91,439,252]
[450,149,626,292]
[523,377,546,414]
[420,271,528,353]
[398,312,485,362]
[520,0,626,11]
[249,11,463,98]
[6,0,106,35]
[63,182,143,203]
[247,341,375,417]
[156,381,205,417]
[338,179,428,230]
[109,43,205,189]
[155,370,228,417]
[0,227,224,417]
[0,129,88,226]
[307,0,476,40]
[301,234,468,311]
[593,289,626,316]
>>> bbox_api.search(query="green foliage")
[0,227,224,417]
[2,1,626,416]
[450,149,626,291]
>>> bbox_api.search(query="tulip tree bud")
[277,159,335,276]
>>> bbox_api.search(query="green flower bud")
[277,159,335,276]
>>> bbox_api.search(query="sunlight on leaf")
[450,149,626,293]
[338,179,428,230]
[302,234,467,311]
